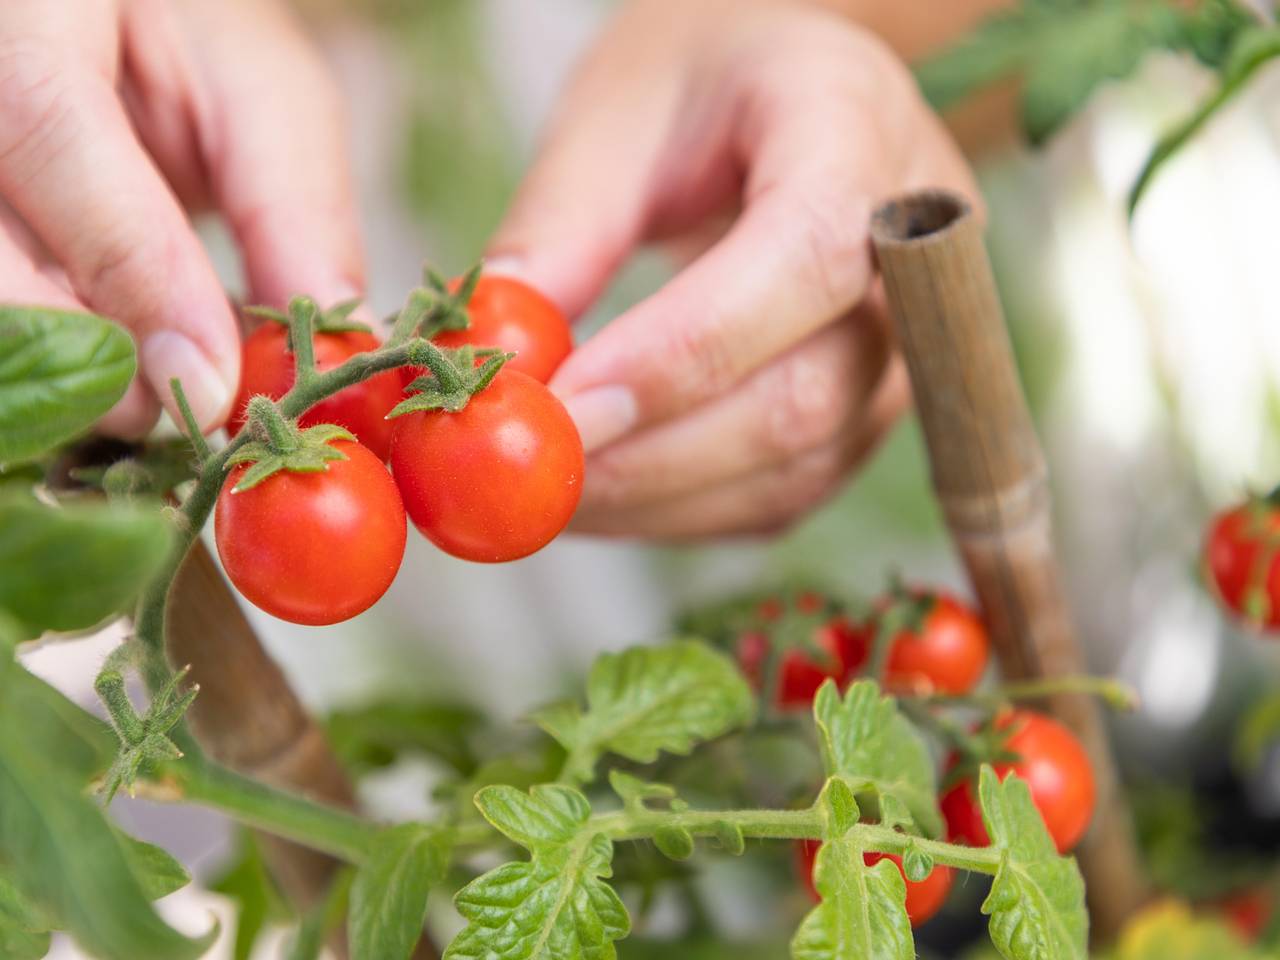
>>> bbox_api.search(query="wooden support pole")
[869,190,1149,942]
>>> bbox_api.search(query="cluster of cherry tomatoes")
[1205,497,1280,631]
[723,587,1097,927]
[214,275,583,626]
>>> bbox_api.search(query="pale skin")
[8,0,1008,538]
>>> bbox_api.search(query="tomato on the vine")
[437,275,572,384]
[1217,888,1273,942]
[389,368,583,562]
[797,842,953,926]
[1204,500,1280,629]
[229,324,402,461]
[214,439,407,626]
[880,591,989,695]
[733,594,867,710]
[942,709,1095,853]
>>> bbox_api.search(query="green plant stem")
[133,339,427,698]
[169,378,211,464]
[162,757,378,863]
[289,297,319,383]
[919,675,1139,711]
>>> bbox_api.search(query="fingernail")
[560,385,637,453]
[482,255,528,280]
[142,332,232,433]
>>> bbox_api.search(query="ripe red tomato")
[882,592,989,695]
[797,842,953,926]
[229,324,402,461]
[402,275,573,390]
[735,614,867,710]
[941,710,1095,853]
[389,369,583,562]
[215,440,406,626]
[1205,502,1280,629]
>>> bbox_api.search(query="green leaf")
[349,824,449,960]
[326,699,483,775]
[0,306,135,465]
[209,832,293,960]
[979,766,1087,960]
[791,779,913,960]
[0,494,171,637]
[915,0,1253,147]
[813,681,942,837]
[0,874,52,960]
[445,784,630,960]
[117,832,191,900]
[533,641,756,783]
[0,658,215,960]
[1129,25,1280,214]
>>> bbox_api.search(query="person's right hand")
[0,0,364,436]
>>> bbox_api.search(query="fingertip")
[141,331,234,433]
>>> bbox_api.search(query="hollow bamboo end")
[870,190,973,250]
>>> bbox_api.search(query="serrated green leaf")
[534,641,755,783]
[447,784,630,960]
[0,658,215,960]
[814,681,941,837]
[0,306,135,465]
[916,0,1252,147]
[209,832,292,960]
[791,779,913,960]
[0,494,172,637]
[349,823,449,960]
[0,874,52,960]
[979,767,1087,960]
[118,832,191,900]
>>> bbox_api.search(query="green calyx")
[386,261,483,346]
[387,341,512,418]
[227,396,354,492]
[245,295,371,337]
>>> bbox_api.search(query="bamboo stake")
[869,190,1149,942]
[168,541,439,959]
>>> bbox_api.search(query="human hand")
[487,0,978,538]
[0,0,363,436]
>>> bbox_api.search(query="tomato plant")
[433,274,572,383]
[215,434,406,626]
[390,367,584,563]
[229,316,403,461]
[879,589,989,695]
[942,709,1097,853]
[798,842,954,927]
[1205,498,1280,630]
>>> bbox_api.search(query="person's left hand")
[485,0,978,539]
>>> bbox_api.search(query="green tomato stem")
[918,675,1139,712]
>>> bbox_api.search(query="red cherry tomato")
[1205,502,1280,629]
[402,275,573,390]
[214,440,406,625]
[883,592,989,695]
[941,709,1096,853]
[229,324,402,460]
[389,369,583,562]
[1218,888,1273,942]
[797,842,953,926]
[736,613,867,710]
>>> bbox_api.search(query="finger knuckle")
[0,42,79,173]
[80,225,172,311]
[793,188,873,313]
[662,309,744,403]
[760,347,849,458]
[757,446,843,524]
